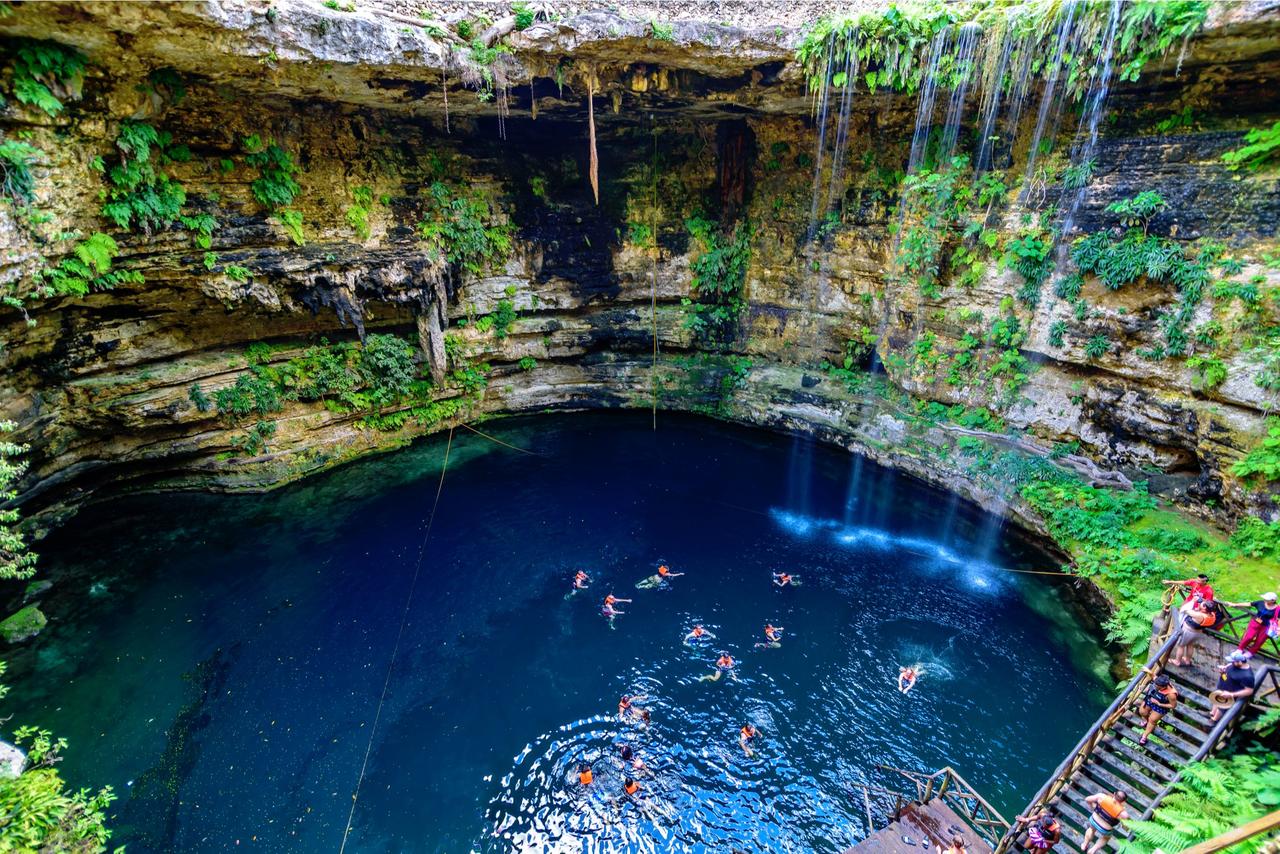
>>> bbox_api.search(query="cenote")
[10,414,1110,852]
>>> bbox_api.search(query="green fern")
[274,209,305,246]
[0,139,42,203]
[244,138,301,210]
[8,39,86,117]
[33,233,143,298]
[100,121,187,233]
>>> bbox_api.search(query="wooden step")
[1076,763,1153,812]
[1125,706,1209,742]
[1082,753,1159,800]
[1110,719,1196,764]
[1118,712,1201,756]
[1105,727,1182,779]
[1093,742,1177,791]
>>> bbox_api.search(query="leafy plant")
[274,208,305,246]
[344,184,374,240]
[683,216,752,344]
[1106,191,1167,233]
[243,137,301,210]
[0,139,42,203]
[650,20,674,41]
[0,422,36,580]
[1048,320,1067,348]
[7,39,86,117]
[416,180,513,276]
[33,233,143,298]
[512,2,535,30]
[1232,419,1280,483]
[1222,121,1280,172]
[1187,354,1227,389]
[100,121,188,234]
[1084,334,1110,359]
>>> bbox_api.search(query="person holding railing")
[1013,807,1061,852]
[1219,591,1279,655]
[1170,600,1218,667]
[1162,573,1213,611]
[1137,673,1178,746]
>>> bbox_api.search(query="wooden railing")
[992,628,1182,854]
[877,765,1011,849]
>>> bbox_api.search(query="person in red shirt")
[1163,573,1213,608]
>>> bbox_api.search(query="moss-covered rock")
[0,606,48,644]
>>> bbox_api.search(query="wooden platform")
[843,799,976,854]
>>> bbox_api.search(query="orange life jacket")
[1095,795,1124,820]
[718,656,733,668]
[658,566,670,576]
[741,726,754,739]
[624,780,638,795]
[579,769,593,785]
[692,626,704,637]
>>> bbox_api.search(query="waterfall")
[843,452,865,527]
[786,434,815,517]
[823,46,860,222]
[907,27,949,174]
[1021,0,1082,194]
[805,33,836,243]
[1057,0,1122,246]
[937,22,982,166]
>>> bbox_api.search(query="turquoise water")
[8,413,1110,852]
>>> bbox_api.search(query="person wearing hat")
[1210,651,1256,722]
[1222,591,1279,655]
[1137,672,1178,746]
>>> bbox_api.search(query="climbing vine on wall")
[682,215,752,345]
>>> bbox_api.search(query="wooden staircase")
[995,587,1280,854]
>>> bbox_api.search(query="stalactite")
[587,76,599,206]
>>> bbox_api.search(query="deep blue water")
[8,413,1110,853]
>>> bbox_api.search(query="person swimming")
[623,776,641,797]
[619,743,646,774]
[739,723,759,757]
[755,623,785,649]
[699,652,737,682]
[684,624,716,645]
[772,571,799,588]
[898,665,920,693]
[574,570,590,590]
[638,563,685,589]
[577,761,594,786]
[602,594,631,628]
[618,693,648,717]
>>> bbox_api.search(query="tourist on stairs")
[1170,601,1217,666]
[1210,650,1256,723]
[1137,673,1178,746]
[1081,790,1129,854]
[1221,591,1279,655]
[1163,573,1213,609]
[1014,807,1061,852]
[684,624,715,645]
[898,665,919,694]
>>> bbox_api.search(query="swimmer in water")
[638,563,685,588]
[573,570,590,590]
[699,652,738,682]
[739,723,759,757]
[898,665,920,693]
[772,571,798,588]
[623,776,641,797]
[577,761,594,786]
[755,623,785,649]
[684,624,716,645]
[618,693,648,718]
[602,594,631,628]
[618,743,646,774]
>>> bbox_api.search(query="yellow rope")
[459,421,544,456]
[338,427,453,853]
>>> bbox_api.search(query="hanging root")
[588,77,599,205]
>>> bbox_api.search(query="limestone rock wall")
[0,0,1278,543]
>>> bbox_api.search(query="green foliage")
[357,334,417,405]
[0,422,36,580]
[344,185,374,240]
[1221,120,1280,172]
[243,137,301,210]
[517,356,537,371]
[0,660,116,851]
[230,420,277,456]
[474,299,518,339]
[188,384,212,413]
[1186,353,1227,389]
[683,217,751,344]
[274,208,305,246]
[894,156,973,299]
[455,19,473,39]
[224,264,250,283]
[797,2,1208,98]
[1106,190,1167,232]
[1048,319,1067,348]
[1138,526,1206,554]
[0,139,42,203]
[512,2,535,30]
[416,180,513,276]
[1084,334,1109,359]
[1059,158,1095,190]
[1232,419,1280,484]
[33,233,143,298]
[6,39,86,117]
[650,20,674,41]
[180,213,218,249]
[1120,752,1280,854]
[100,121,188,234]
[1005,229,1053,307]
[1229,517,1280,560]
